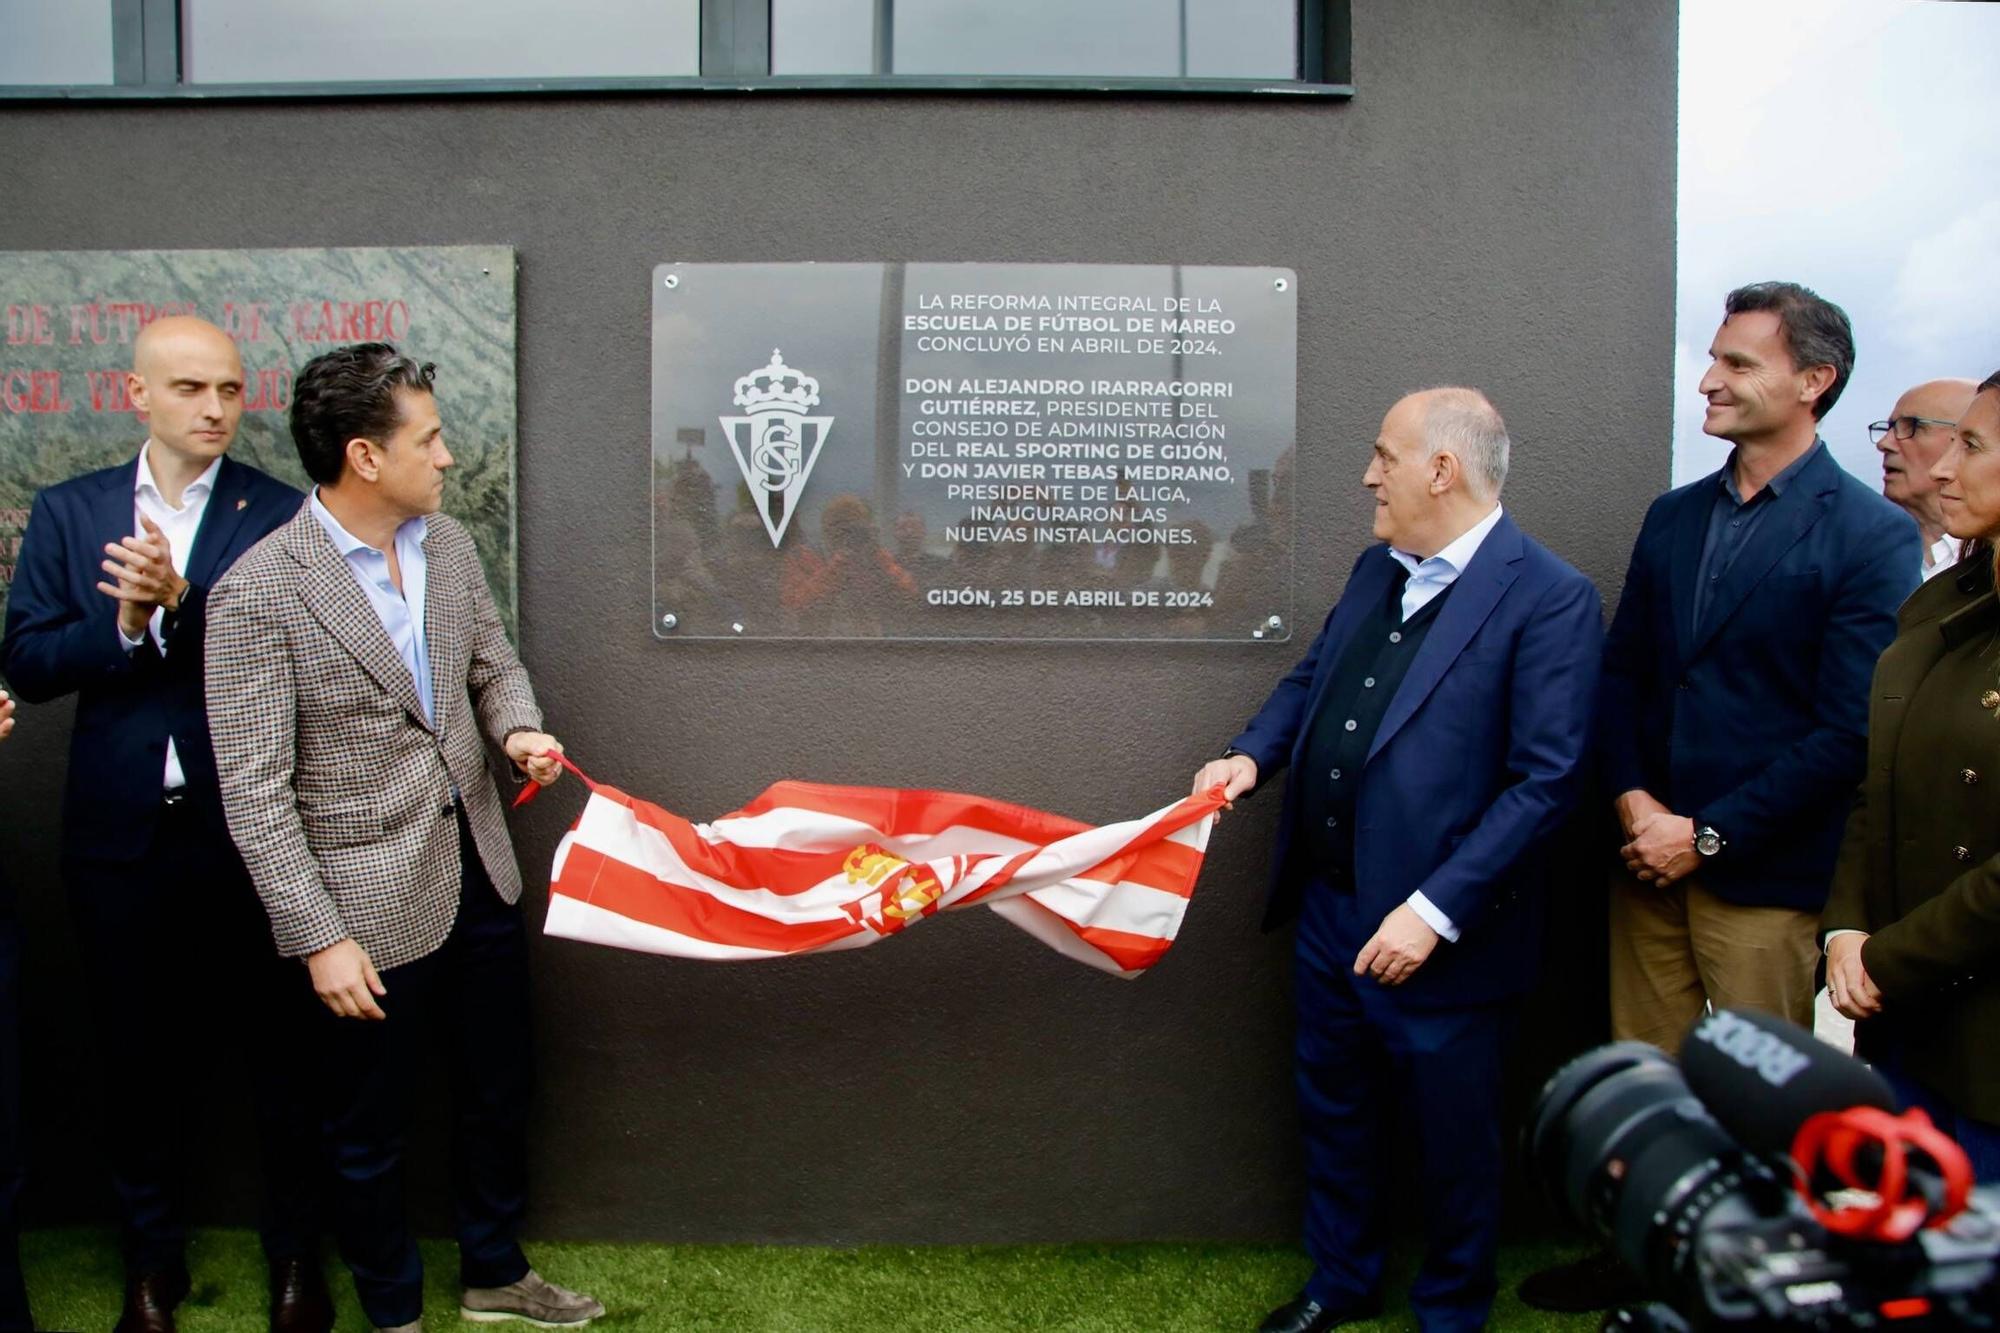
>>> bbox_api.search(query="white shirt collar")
[310,487,427,558]
[1922,532,1964,579]
[1390,502,1505,578]
[135,441,223,509]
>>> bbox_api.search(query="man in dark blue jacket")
[1520,283,1921,1317]
[1597,282,1918,1053]
[0,317,325,1333]
[1194,388,1602,1333]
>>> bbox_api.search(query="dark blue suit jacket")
[0,455,303,865]
[1229,512,1604,1008]
[1597,444,1919,910]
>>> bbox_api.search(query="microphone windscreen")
[1680,1008,1896,1159]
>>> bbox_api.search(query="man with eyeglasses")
[1873,379,1981,580]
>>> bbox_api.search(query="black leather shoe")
[1258,1291,1381,1332]
[115,1267,191,1333]
[1515,1249,1646,1313]
[269,1255,335,1333]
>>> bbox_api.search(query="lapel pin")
[1982,691,1999,711]
[236,498,248,511]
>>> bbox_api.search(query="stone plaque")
[652,262,1295,641]
[0,246,519,636]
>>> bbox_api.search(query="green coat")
[1824,554,2000,1121]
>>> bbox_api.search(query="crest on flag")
[719,349,833,547]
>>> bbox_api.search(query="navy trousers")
[0,903,30,1332]
[319,813,532,1328]
[1295,880,1514,1333]
[64,799,324,1276]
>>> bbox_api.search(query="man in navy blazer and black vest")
[0,317,329,1333]
[1194,388,1602,1333]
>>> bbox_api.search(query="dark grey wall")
[0,0,1676,1245]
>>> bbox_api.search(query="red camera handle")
[1793,1105,1975,1243]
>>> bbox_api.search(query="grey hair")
[1421,387,1510,500]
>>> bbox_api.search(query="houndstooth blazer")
[205,505,541,971]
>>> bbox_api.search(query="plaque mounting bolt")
[664,274,680,289]
[1267,615,1284,630]
[731,622,744,634]
[1273,277,1289,292]
[660,613,677,630]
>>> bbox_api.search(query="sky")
[1674,0,2000,486]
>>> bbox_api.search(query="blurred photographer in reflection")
[1825,369,2000,1180]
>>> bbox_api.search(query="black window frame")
[0,0,1352,101]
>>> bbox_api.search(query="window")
[0,0,113,86]
[182,0,701,83]
[771,0,1296,80]
[0,0,1346,96]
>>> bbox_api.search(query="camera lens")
[1528,1042,1744,1294]
[1532,1038,2000,1326]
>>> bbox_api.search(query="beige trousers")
[1607,868,1819,1057]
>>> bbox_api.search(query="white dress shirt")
[1381,502,1506,943]
[1921,532,1963,582]
[118,442,222,791]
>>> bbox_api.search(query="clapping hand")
[98,513,186,638]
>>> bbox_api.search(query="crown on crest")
[733,349,820,415]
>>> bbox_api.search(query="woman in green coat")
[1824,369,2000,1178]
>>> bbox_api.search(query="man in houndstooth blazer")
[205,344,602,1333]
[208,488,538,974]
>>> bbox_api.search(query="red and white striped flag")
[537,770,1224,978]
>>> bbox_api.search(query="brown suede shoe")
[114,1267,191,1333]
[269,1255,334,1333]
[461,1269,605,1326]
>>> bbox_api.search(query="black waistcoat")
[1295,570,1455,886]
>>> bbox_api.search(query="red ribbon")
[511,749,596,808]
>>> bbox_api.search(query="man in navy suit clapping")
[0,317,327,1333]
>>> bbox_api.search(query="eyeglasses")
[1868,415,1957,443]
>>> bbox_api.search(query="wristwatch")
[1695,824,1726,857]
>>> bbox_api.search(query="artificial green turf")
[21,1228,1603,1331]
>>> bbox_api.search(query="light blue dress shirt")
[309,491,434,726]
[1387,502,1504,623]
